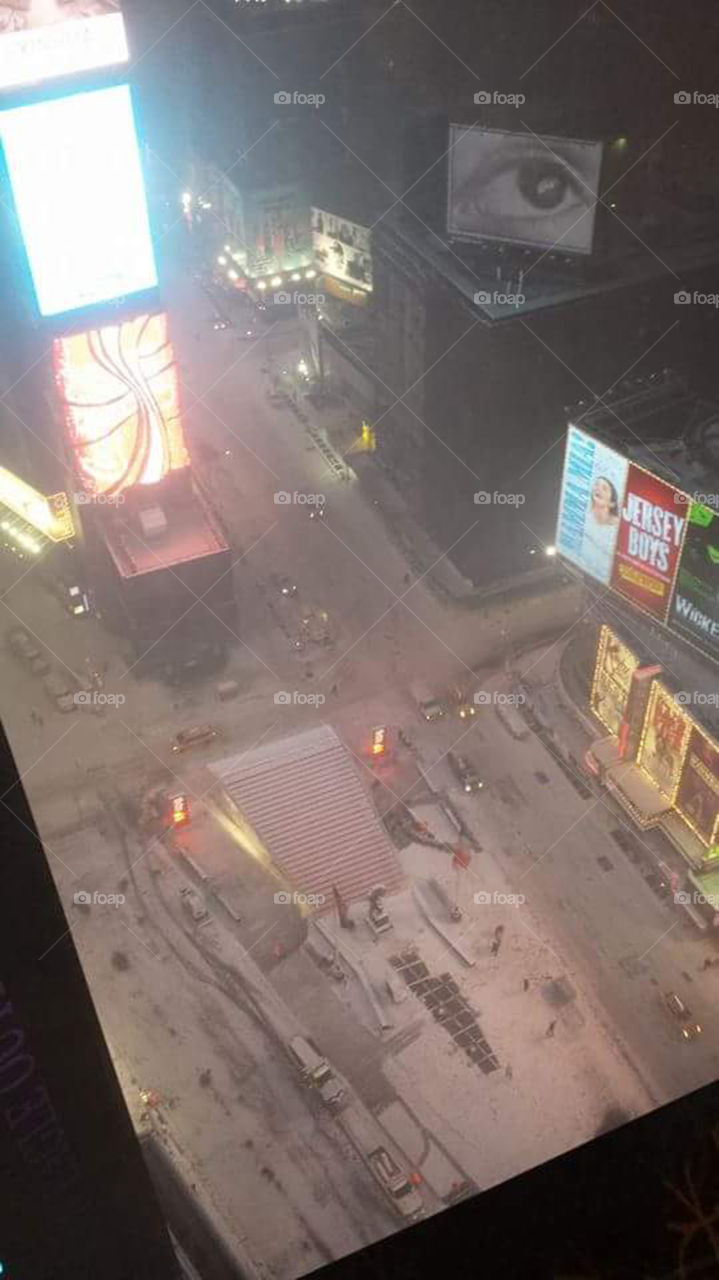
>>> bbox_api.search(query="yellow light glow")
[0,467,74,542]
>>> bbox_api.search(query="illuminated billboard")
[55,312,188,496]
[0,2,127,92]
[610,465,688,621]
[590,624,639,735]
[668,501,719,663]
[0,467,74,541]
[675,725,719,851]
[637,682,691,801]
[447,125,603,254]
[0,84,157,318]
[311,207,372,292]
[555,426,628,584]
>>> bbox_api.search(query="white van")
[287,1036,345,1109]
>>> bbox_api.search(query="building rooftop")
[208,724,404,909]
[102,474,228,578]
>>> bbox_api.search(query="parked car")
[447,751,484,793]
[410,681,445,722]
[170,724,219,753]
[662,991,702,1040]
[7,626,41,663]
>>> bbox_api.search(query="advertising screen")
[610,465,688,621]
[637,682,691,800]
[590,624,639,735]
[555,426,628,584]
[0,1,127,92]
[244,186,311,279]
[675,725,719,849]
[447,125,603,254]
[311,207,372,292]
[668,501,719,663]
[54,312,188,496]
[0,84,157,319]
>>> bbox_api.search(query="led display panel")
[0,84,157,318]
[54,312,188,496]
[0,2,128,92]
[555,426,628,584]
[668,501,719,663]
[448,125,603,254]
[610,464,688,622]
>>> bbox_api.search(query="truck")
[367,1147,424,1220]
[410,680,445,722]
[286,1036,345,1109]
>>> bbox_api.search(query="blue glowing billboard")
[0,85,157,319]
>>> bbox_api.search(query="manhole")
[534,771,550,785]
[597,855,614,872]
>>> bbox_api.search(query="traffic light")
[169,793,190,827]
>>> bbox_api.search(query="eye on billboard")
[0,2,128,93]
[637,681,691,801]
[610,465,688,621]
[447,125,603,255]
[555,426,628,584]
[590,624,639,735]
[311,207,372,292]
[0,84,157,319]
[675,724,719,851]
[54,313,188,495]
[668,501,719,662]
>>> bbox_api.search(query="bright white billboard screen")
[1,84,157,319]
[448,125,602,255]
[0,3,127,92]
[555,425,629,585]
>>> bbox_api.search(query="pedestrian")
[505,1064,513,1080]
[523,978,530,992]
[701,956,715,971]
[330,682,339,697]
[545,1020,556,1038]
[403,573,411,586]
[494,924,505,941]
[490,939,500,958]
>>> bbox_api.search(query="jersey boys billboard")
[610,465,686,620]
[555,427,718,662]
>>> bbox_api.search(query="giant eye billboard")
[447,125,603,255]
[0,84,157,318]
[54,312,188,496]
[0,1,127,92]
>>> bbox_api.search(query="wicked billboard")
[668,500,719,664]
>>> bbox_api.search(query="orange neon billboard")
[54,312,188,497]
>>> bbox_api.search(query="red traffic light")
[170,794,190,826]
